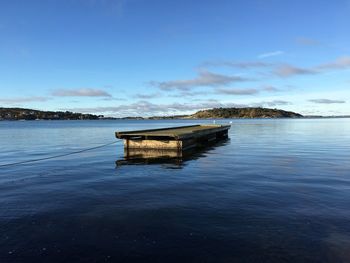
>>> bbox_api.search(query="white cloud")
[273,56,350,77]
[258,51,284,59]
[274,64,317,77]
[200,60,272,69]
[149,71,249,91]
[262,85,280,92]
[251,100,291,107]
[134,93,161,99]
[64,100,249,117]
[216,88,259,95]
[316,56,350,70]
[309,99,346,104]
[0,96,49,104]
[52,88,112,97]
[63,98,297,117]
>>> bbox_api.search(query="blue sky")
[0,0,349,117]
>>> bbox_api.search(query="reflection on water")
[1,119,350,263]
[116,139,229,167]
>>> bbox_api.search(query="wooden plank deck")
[116,124,230,150]
[116,124,230,139]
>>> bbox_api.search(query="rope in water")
[0,140,121,168]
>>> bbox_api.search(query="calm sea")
[1,119,350,263]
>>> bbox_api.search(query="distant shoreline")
[1,107,349,121]
[1,116,350,121]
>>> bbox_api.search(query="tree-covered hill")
[189,107,303,119]
[0,108,102,120]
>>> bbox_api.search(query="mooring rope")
[0,140,121,168]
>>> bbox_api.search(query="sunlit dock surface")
[115,124,230,150]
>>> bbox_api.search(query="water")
[1,119,350,263]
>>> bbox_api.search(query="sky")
[0,0,350,117]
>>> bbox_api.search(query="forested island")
[0,108,102,120]
[0,107,303,120]
[149,107,303,119]
[189,107,303,119]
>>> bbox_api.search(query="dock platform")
[115,124,230,150]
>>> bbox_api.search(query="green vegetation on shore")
[189,107,303,119]
[0,108,102,120]
[149,107,302,119]
[0,107,303,120]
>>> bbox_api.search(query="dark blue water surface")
[1,119,350,263]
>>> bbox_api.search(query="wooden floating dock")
[115,124,230,150]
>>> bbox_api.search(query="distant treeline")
[147,107,303,119]
[190,107,303,119]
[0,106,304,121]
[0,108,102,120]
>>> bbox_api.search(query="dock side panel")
[124,139,182,150]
